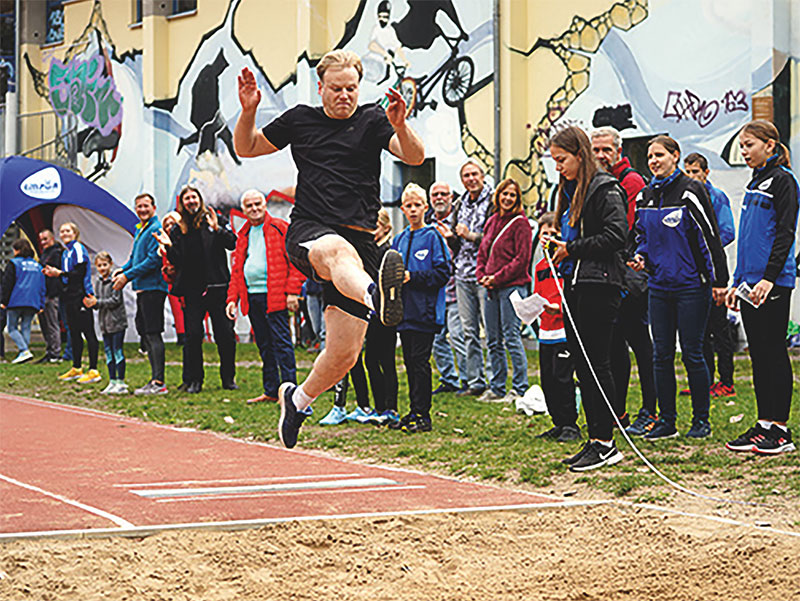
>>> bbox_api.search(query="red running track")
[0,393,583,539]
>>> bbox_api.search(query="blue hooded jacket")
[733,154,799,289]
[705,180,735,247]
[7,257,46,310]
[391,224,452,333]
[121,215,169,292]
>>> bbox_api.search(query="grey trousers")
[40,297,61,357]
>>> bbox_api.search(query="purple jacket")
[476,212,532,289]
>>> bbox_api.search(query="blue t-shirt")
[558,182,579,279]
[244,224,268,294]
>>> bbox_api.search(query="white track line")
[0,500,610,542]
[131,477,401,498]
[0,473,133,528]
[154,485,427,503]
[113,473,364,488]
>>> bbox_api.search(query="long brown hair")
[176,185,208,233]
[492,178,524,216]
[742,120,791,168]
[550,126,598,227]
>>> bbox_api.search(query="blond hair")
[376,207,393,246]
[401,182,427,204]
[60,221,80,240]
[316,50,363,82]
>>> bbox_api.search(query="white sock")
[758,420,773,429]
[593,439,613,448]
[293,384,315,412]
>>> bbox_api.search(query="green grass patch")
[3,341,800,502]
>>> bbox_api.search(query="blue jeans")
[456,280,487,390]
[248,294,296,397]
[484,285,529,395]
[649,285,711,425]
[306,294,325,350]
[432,301,467,388]
[6,308,35,353]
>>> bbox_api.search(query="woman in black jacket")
[163,186,238,393]
[543,126,628,471]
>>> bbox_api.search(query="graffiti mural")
[662,88,749,128]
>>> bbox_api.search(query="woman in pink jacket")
[476,178,532,403]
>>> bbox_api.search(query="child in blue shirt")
[388,183,452,433]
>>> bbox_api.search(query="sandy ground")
[2,496,799,601]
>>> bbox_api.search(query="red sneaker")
[711,383,735,397]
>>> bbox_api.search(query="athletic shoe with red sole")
[711,383,735,397]
[753,426,796,455]
[725,423,770,452]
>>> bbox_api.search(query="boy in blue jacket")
[389,183,452,433]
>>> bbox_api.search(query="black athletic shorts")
[286,218,379,322]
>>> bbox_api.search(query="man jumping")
[234,49,424,449]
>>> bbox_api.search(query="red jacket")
[610,157,646,230]
[227,216,305,315]
[476,212,532,289]
[533,258,565,343]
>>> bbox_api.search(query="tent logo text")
[20,167,62,200]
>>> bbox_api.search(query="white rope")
[543,247,766,507]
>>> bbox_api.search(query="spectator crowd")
[1,119,797,471]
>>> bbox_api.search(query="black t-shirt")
[262,103,395,229]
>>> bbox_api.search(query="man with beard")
[161,185,238,393]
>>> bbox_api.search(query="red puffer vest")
[226,215,305,315]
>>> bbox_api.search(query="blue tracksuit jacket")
[391,224,452,333]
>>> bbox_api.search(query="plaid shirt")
[453,184,493,283]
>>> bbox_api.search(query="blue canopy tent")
[0,156,137,240]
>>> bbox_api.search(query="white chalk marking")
[113,473,364,488]
[153,484,427,503]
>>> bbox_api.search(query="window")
[45,0,64,45]
[391,158,435,206]
[133,0,142,24]
[172,0,196,15]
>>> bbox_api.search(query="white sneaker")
[101,381,117,394]
[11,350,34,364]
[503,390,521,404]
[114,381,130,394]
[477,389,505,403]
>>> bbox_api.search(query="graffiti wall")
[19,0,799,223]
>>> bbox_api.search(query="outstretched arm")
[385,88,424,166]
[234,67,279,158]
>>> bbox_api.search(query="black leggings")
[565,284,620,440]
[364,318,398,413]
[741,286,793,422]
[65,301,98,370]
[333,351,370,408]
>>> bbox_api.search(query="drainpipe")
[493,0,500,185]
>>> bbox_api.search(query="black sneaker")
[569,441,624,472]
[613,412,631,429]
[388,412,414,431]
[374,249,405,327]
[537,425,563,439]
[278,383,312,449]
[753,426,796,455]
[561,441,591,465]
[557,425,581,442]
[625,410,657,437]
[432,383,459,395]
[686,419,712,439]
[643,420,679,441]
[457,387,485,397]
[726,423,770,452]
[402,413,432,433]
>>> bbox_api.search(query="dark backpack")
[619,166,650,186]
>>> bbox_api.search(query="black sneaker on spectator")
[278,383,312,449]
[561,441,591,465]
[726,423,770,452]
[536,425,563,439]
[432,383,459,395]
[388,412,414,431]
[569,441,623,472]
[402,413,432,433]
[686,419,711,439]
[613,412,630,429]
[753,425,796,455]
[643,421,678,441]
[557,425,581,443]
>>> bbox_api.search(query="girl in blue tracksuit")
[0,239,45,363]
[725,120,799,455]
[631,135,728,441]
[389,183,452,433]
[43,222,100,382]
